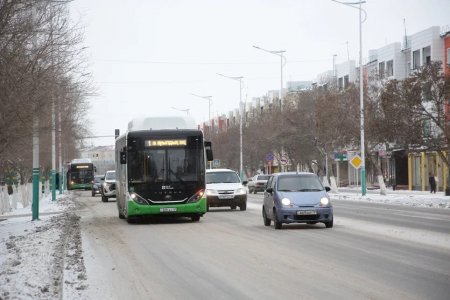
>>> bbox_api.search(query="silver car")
[248,174,270,194]
[101,170,116,202]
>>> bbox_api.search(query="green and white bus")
[67,158,94,190]
[115,116,213,223]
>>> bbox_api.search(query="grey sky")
[69,0,450,146]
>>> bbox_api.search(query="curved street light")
[332,0,367,195]
[217,73,245,179]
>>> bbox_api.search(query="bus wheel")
[101,194,108,202]
[191,215,200,222]
[127,217,137,224]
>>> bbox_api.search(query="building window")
[413,50,420,70]
[379,61,385,79]
[422,46,431,65]
[447,48,450,66]
[386,60,393,77]
[338,77,343,90]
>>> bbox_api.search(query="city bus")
[115,116,213,223]
[67,158,94,190]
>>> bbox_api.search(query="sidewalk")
[330,187,450,209]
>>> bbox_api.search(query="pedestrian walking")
[429,172,436,193]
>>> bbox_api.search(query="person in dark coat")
[429,172,436,193]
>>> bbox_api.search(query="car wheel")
[101,194,108,202]
[206,204,210,212]
[191,215,201,222]
[240,202,246,211]
[92,192,95,197]
[253,190,257,194]
[273,209,282,230]
[230,205,236,210]
[248,188,253,193]
[262,206,271,226]
[118,210,125,219]
[325,219,334,228]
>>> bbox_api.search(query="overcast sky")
[69,0,450,147]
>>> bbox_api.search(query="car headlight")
[103,182,107,188]
[235,188,247,195]
[320,197,329,206]
[205,189,217,196]
[281,198,291,206]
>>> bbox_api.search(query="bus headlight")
[187,189,205,203]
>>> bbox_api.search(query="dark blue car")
[262,172,333,229]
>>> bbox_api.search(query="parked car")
[247,174,270,194]
[101,170,116,202]
[262,172,333,229]
[205,168,248,211]
[91,175,104,197]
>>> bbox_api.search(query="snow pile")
[330,188,450,209]
[0,193,88,299]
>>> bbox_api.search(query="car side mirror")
[266,187,273,194]
[242,180,248,185]
[325,186,331,192]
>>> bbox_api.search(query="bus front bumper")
[127,197,207,217]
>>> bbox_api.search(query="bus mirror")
[120,151,126,164]
[204,141,213,162]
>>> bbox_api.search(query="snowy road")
[76,191,450,300]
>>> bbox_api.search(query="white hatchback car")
[205,169,247,211]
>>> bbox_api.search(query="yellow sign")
[147,139,187,147]
[350,155,362,169]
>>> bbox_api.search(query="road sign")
[266,152,274,161]
[213,159,220,167]
[349,155,362,169]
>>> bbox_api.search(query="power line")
[94,58,331,65]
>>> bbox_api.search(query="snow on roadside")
[330,188,450,209]
[0,193,88,300]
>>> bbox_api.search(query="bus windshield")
[127,138,202,185]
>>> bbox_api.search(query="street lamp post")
[191,94,212,139]
[171,107,190,116]
[332,0,366,195]
[252,46,286,111]
[253,45,287,171]
[217,73,244,179]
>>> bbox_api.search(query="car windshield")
[277,175,323,192]
[206,171,240,184]
[257,175,270,181]
[94,176,103,183]
[105,172,115,180]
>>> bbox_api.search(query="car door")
[263,175,275,218]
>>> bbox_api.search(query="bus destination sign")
[146,139,187,147]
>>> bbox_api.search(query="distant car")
[205,168,248,211]
[262,172,333,229]
[247,174,270,194]
[91,175,104,197]
[101,170,116,202]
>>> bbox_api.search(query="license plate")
[297,210,317,215]
[218,194,234,199]
[160,207,177,212]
